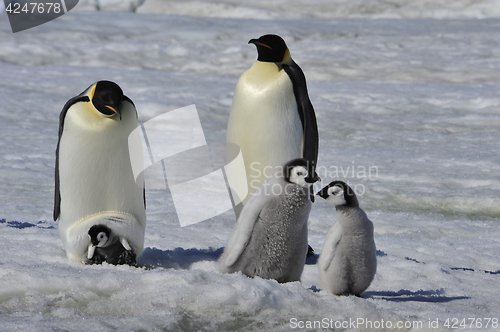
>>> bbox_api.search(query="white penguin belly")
[227,61,303,201]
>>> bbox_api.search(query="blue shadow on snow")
[306,249,386,265]
[140,247,224,269]
[364,288,469,303]
[0,219,54,229]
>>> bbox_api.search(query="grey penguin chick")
[316,181,376,296]
[219,158,319,283]
[87,225,136,265]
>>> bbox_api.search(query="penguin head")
[90,81,123,120]
[316,181,359,208]
[284,158,320,187]
[249,34,290,63]
[88,224,112,247]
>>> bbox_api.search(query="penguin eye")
[329,186,343,196]
[295,166,308,178]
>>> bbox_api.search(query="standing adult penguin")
[54,80,146,265]
[316,181,377,296]
[219,158,319,283]
[226,34,319,217]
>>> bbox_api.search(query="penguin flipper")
[87,244,96,259]
[282,62,319,176]
[320,223,343,272]
[222,182,272,268]
[53,94,91,221]
[120,237,132,251]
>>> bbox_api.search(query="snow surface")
[1,1,500,331]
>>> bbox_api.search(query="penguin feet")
[117,249,137,266]
[86,249,136,266]
[86,252,105,265]
[86,245,136,266]
[307,245,315,257]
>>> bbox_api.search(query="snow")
[1,1,500,331]
[76,0,500,19]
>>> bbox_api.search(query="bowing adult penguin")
[226,34,319,217]
[54,80,146,265]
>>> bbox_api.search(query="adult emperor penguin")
[226,34,319,217]
[54,80,146,265]
[316,181,377,296]
[219,158,320,283]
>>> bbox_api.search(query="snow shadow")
[451,267,500,274]
[0,219,54,229]
[305,253,319,265]
[305,250,386,265]
[140,247,224,269]
[364,288,470,303]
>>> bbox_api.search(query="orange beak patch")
[254,42,272,50]
[105,105,118,114]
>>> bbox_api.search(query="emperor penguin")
[226,34,319,217]
[54,80,146,265]
[219,158,320,283]
[316,181,377,296]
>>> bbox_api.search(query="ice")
[1,1,500,331]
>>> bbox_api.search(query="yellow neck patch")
[90,83,97,100]
[282,48,292,64]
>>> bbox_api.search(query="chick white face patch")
[326,185,346,206]
[289,166,309,187]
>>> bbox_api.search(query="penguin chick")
[87,224,136,266]
[316,181,376,296]
[219,158,320,283]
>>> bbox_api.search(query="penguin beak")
[248,39,272,49]
[105,105,122,120]
[315,189,328,199]
[305,172,320,184]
